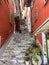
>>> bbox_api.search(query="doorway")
[15,16,20,32]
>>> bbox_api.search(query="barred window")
[34,7,38,22]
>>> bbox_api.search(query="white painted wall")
[42,32,47,64]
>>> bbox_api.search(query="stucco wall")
[31,0,49,32]
[0,0,14,48]
[31,0,49,45]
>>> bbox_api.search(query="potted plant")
[24,56,30,65]
[32,48,42,65]
[24,48,30,65]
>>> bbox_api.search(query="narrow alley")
[0,0,49,65]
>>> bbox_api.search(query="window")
[32,7,38,26]
[31,0,33,9]
[31,0,35,9]
[31,18,35,26]
[34,7,38,22]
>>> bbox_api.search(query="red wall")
[0,0,14,48]
[36,33,42,45]
[31,0,49,45]
[31,0,49,32]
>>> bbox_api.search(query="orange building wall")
[31,0,49,32]
[0,0,14,48]
[31,0,49,45]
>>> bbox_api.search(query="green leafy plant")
[32,48,41,61]
[24,48,30,63]
[24,39,42,65]
[24,56,30,61]
[25,50,30,56]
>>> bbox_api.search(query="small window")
[34,7,38,22]
[44,0,48,6]
[31,0,35,9]
[31,7,38,26]
[31,0,33,9]
[31,18,35,26]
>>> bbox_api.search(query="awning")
[33,18,49,35]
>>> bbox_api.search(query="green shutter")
[10,10,12,23]
[12,0,14,5]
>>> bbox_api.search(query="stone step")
[0,32,34,65]
[17,57,24,61]
[18,59,24,63]
[16,54,25,58]
[18,45,30,48]
[21,51,26,53]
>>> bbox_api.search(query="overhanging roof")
[33,18,49,35]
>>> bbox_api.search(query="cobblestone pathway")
[0,32,34,65]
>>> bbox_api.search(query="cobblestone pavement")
[0,32,34,65]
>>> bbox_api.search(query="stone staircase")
[0,32,34,65]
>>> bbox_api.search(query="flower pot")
[32,59,37,65]
[26,61,30,65]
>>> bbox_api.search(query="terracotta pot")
[26,61,30,65]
